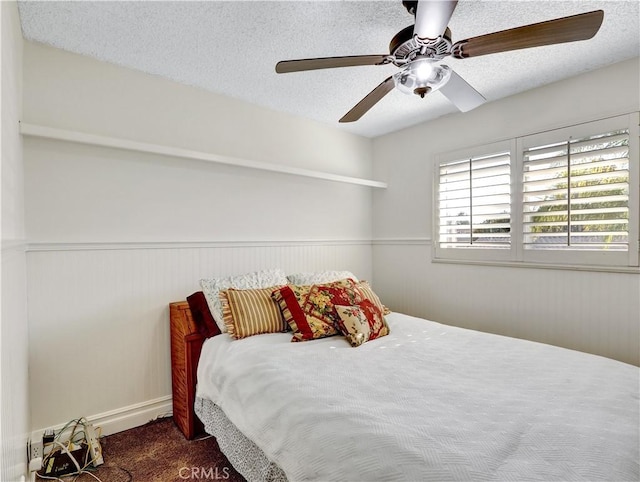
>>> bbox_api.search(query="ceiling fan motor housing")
[390,25,452,64]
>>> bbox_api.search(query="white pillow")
[200,268,288,333]
[286,270,359,285]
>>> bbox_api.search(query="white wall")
[373,58,640,366]
[1,1,29,480]
[21,38,639,446]
[23,42,375,434]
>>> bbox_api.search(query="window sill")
[432,257,640,274]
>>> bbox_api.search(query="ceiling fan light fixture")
[414,60,435,81]
[393,59,451,97]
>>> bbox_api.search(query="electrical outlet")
[28,457,42,473]
[27,439,43,475]
[29,440,42,461]
[84,423,104,466]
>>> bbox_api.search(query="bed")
[169,274,639,482]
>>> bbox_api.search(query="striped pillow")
[220,286,287,339]
[357,281,391,315]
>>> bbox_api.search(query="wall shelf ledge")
[20,123,387,189]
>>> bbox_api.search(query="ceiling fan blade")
[414,0,458,40]
[339,76,395,123]
[276,55,388,74]
[452,10,604,59]
[439,70,486,112]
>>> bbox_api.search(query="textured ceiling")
[17,1,640,138]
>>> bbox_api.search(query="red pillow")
[302,281,363,328]
[187,291,221,338]
[335,299,390,347]
[272,279,362,342]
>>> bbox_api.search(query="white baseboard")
[30,395,173,443]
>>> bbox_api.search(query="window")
[437,142,512,260]
[522,130,630,251]
[434,114,639,269]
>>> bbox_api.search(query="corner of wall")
[1,1,29,481]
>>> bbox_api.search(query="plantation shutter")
[522,129,630,251]
[438,150,511,249]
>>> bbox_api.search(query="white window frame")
[434,139,516,263]
[433,113,639,271]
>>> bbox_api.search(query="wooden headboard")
[169,301,206,439]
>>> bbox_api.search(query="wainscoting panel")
[1,242,29,480]
[373,242,640,367]
[27,241,372,434]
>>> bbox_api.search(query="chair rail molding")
[26,239,374,252]
[372,238,432,245]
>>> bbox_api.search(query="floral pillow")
[272,278,361,342]
[303,281,362,329]
[335,300,390,347]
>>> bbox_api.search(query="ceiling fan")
[275,1,604,123]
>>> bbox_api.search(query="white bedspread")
[196,313,639,481]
